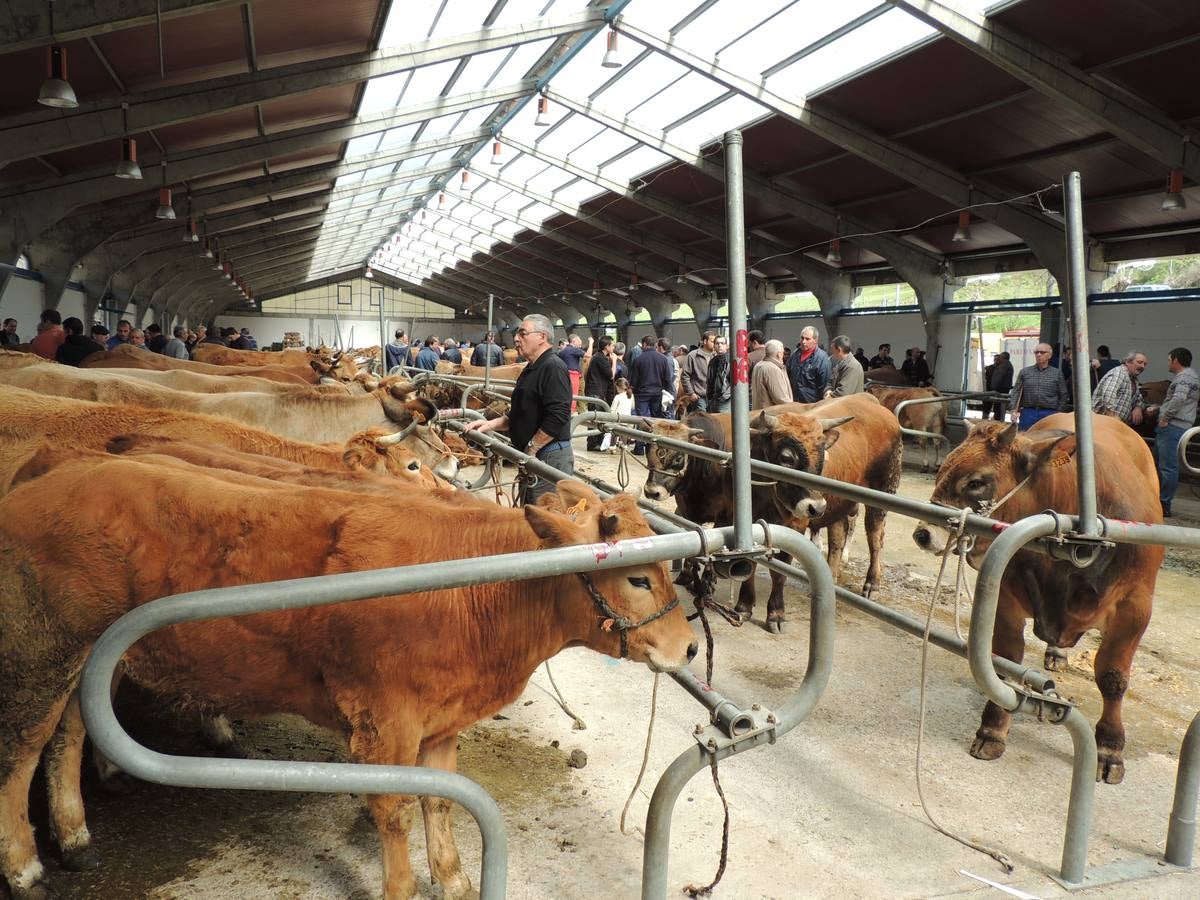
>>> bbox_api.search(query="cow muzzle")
[433,455,459,480]
[912,524,949,554]
[792,496,826,519]
[643,481,671,501]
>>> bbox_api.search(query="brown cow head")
[378,387,460,481]
[913,420,1075,559]
[524,481,697,672]
[641,419,707,501]
[341,429,444,488]
[310,352,361,386]
[749,411,851,520]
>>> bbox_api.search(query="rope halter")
[577,571,680,659]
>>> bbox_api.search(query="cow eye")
[627,576,652,590]
[779,448,798,464]
[406,460,420,471]
[966,478,988,491]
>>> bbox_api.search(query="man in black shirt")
[464,314,573,504]
[56,317,106,366]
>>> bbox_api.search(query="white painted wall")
[212,315,493,350]
[0,276,43,337]
[1086,302,1188,382]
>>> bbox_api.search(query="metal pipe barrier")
[81,521,748,900]
[969,511,1200,883]
[1063,172,1100,536]
[1166,711,1200,867]
[641,521,836,900]
[892,393,960,448]
[1179,425,1200,478]
[724,128,754,552]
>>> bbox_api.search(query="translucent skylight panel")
[627,71,725,132]
[518,201,559,222]
[532,115,605,158]
[621,0,718,36]
[767,7,934,98]
[716,0,879,75]
[377,0,443,48]
[590,53,688,112]
[665,93,769,148]
[360,71,414,116]
[398,59,463,108]
[496,153,551,184]
[489,219,522,241]
[393,153,436,175]
[364,163,403,182]
[550,178,604,208]
[469,181,510,207]
[491,38,556,83]
[345,135,383,158]
[601,145,673,185]
[670,0,784,58]
[544,26,622,97]
[327,197,353,211]
[489,0,564,28]
[562,130,637,174]
[427,0,495,40]
[375,123,422,152]
[454,46,521,94]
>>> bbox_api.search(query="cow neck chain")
[576,572,679,659]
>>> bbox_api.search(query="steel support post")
[1165,712,1200,867]
[1063,172,1099,536]
[724,130,753,551]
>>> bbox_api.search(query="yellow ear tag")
[565,498,588,519]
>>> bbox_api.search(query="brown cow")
[640,408,852,631]
[0,470,695,900]
[81,345,316,384]
[0,362,455,470]
[867,383,947,473]
[864,365,910,386]
[0,385,454,491]
[912,415,1163,783]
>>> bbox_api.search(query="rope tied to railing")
[915,507,1015,873]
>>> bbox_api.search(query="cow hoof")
[734,604,754,624]
[1097,754,1125,785]
[861,582,876,599]
[97,772,139,796]
[436,872,476,900]
[61,845,100,872]
[1044,648,1068,671]
[673,571,694,589]
[11,880,57,900]
[968,735,1006,761]
[765,619,784,635]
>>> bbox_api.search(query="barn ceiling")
[1,0,1197,326]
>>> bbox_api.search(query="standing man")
[986,352,1014,421]
[464,314,573,504]
[471,331,503,367]
[1009,342,1069,430]
[680,331,716,412]
[415,336,442,370]
[751,339,793,409]
[868,343,895,369]
[1095,345,1120,378]
[584,336,618,451]
[162,326,191,360]
[705,335,733,413]
[55,317,106,366]
[385,329,409,370]
[786,326,831,403]
[1091,350,1148,427]
[824,335,864,398]
[1156,347,1198,518]
[106,319,133,349]
[1,318,19,346]
[442,338,463,364]
[29,310,66,359]
[145,323,167,354]
[657,338,679,418]
[629,333,674,454]
[558,333,593,410]
[745,330,767,377]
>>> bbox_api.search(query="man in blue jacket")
[415,336,442,370]
[629,335,673,454]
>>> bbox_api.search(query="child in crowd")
[601,377,635,452]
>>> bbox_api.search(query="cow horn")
[818,415,854,430]
[994,420,1019,449]
[377,419,419,445]
[753,410,777,429]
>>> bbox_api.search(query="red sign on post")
[733,329,750,385]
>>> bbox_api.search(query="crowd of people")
[7,310,260,365]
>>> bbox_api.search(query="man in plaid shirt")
[1091,350,1147,427]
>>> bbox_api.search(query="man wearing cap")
[1009,342,1069,430]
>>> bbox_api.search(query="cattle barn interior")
[2,0,1200,898]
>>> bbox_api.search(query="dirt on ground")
[23,436,1200,900]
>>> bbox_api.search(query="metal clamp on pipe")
[707,546,769,582]
[693,704,778,755]
[1041,509,1111,568]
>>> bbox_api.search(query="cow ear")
[403,397,437,423]
[1020,430,1076,475]
[524,504,580,545]
[555,479,599,513]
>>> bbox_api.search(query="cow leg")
[418,736,473,899]
[920,438,933,474]
[862,505,887,598]
[970,594,1026,762]
[45,691,99,872]
[1092,597,1151,785]
[825,520,849,586]
[764,554,791,634]
[735,562,757,622]
[346,710,422,900]
[1043,648,1069,671]
[1,689,71,900]
[92,670,138,796]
